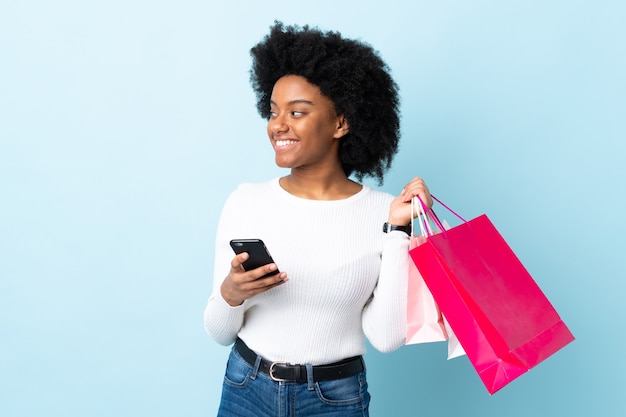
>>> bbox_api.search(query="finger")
[411,192,432,210]
[408,179,431,201]
[231,252,249,271]
[247,263,280,280]
[401,190,433,213]
[240,272,288,301]
[402,177,425,196]
[250,271,288,290]
[234,262,284,287]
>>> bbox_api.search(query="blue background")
[1,1,624,416]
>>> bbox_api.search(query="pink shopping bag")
[405,197,465,359]
[409,196,575,394]
[405,234,448,345]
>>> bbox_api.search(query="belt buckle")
[268,361,289,382]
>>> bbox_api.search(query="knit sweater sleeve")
[362,230,410,352]
[203,188,247,346]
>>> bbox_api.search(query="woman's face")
[267,75,349,173]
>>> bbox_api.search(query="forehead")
[270,75,326,103]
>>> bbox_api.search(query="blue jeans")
[217,346,370,416]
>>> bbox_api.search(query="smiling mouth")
[275,139,298,148]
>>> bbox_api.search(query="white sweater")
[204,178,410,365]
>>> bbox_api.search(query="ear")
[333,115,350,139]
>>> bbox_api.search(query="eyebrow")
[270,99,315,106]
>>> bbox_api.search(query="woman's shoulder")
[229,178,278,194]
[362,185,395,204]
[232,178,276,193]
[222,178,278,205]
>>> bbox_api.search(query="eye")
[291,111,304,117]
[268,111,277,119]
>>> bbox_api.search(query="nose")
[268,113,288,135]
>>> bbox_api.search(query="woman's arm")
[361,177,432,352]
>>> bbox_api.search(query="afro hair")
[250,21,400,184]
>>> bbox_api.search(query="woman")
[204,22,432,416]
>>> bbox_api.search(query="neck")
[280,172,362,200]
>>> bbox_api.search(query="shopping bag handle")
[415,196,445,237]
[411,196,434,237]
[430,195,468,223]
[414,195,468,237]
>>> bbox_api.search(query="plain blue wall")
[1,1,624,416]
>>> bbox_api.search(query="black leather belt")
[234,338,365,383]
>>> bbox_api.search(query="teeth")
[276,140,297,147]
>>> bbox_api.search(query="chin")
[275,158,294,169]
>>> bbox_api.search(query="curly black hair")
[250,21,400,184]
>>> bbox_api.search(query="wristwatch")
[382,222,411,235]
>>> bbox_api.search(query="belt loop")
[250,355,262,380]
[305,364,315,390]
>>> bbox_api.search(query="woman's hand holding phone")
[220,239,288,307]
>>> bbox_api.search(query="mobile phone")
[229,239,279,277]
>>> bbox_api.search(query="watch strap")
[382,222,411,235]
